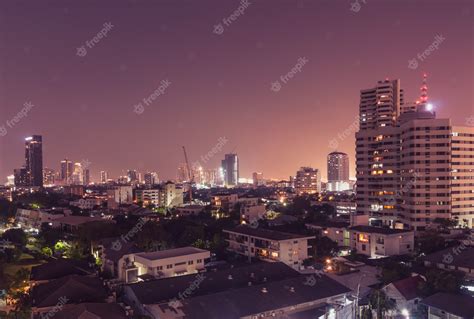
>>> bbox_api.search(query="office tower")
[294,167,321,195]
[24,135,43,187]
[43,168,56,186]
[70,162,83,185]
[127,170,139,184]
[327,152,350,192]
[83,168,90,185]
[60,159,74,184]
[356,77,474,230]
[14,167,29,187]
[161,182,184,208]
[252,172,264,186]
[221,153,239,187]
[144,172,159,186]
[359,79,404,130]
[100,171,108,184]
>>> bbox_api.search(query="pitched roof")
[422,293,474,318]
[424,246,474,269]
[45,303,127,319]
[32,275,108,308]
[127,262,299,305]
[390,275,424,300]
[98,237,142,263]
[30,259,94,281]
[176,275,350,319]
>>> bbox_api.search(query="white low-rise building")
[224,226,315,269]
[349,226,414,258]
[118,247,210,283]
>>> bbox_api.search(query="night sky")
[0,0,472,182]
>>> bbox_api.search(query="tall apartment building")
[221,153,239,187]
[294,167,321,195]
[25,135,43,187]
[100,171,109,184]
[144,172,159,187]
[60,159,74,184]
[327,152,350,192]
[356,77,474,230]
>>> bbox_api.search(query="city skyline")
[1,0,472,182]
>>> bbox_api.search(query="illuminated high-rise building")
[144,172,159,186]
[221,153,239,187]
[100,171,109,184]
[43,168,56,186]
[14,167,29,187]
[327,152,350,192]
[83,168,90,185]
[60,159,74,184]
[252,172,264,186]
[24,135,43,187]
[356,76,474,230]
[127,170,139,184]
[294,167,321,195]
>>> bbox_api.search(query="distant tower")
[221,154,239,187]
[25,135,43,187]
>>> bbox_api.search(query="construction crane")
[182,146,195,202]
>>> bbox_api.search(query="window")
[157,266,163,270]
[167,264,173,269]
[197,259,202,263]
[175,262,186,266]
[188,260,194,265]
[362,244,366,251]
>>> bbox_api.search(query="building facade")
[294,167,321,195]
[356,78,474,230]
[327,152,350,192]
[221,153,239,187]
[25,135,43,187]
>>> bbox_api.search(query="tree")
[314,237,338,258]
[379,261,410,284]
[368,290,396,318]
[419,269,465,296]
[2,229,27,247]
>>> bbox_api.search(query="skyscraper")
[127,170,139,184]
[144,172,159,186]
[24,135,43,187]
[60,159,74,184]
[221,153,239,187]
[327,152,350,192]
[83,168,90,185]
[100,171,109,184]
[14,167,29,187]
[252,172,264,186]
[294,167,321,195]
[356,77,474,230]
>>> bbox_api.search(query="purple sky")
[0,0,472,182]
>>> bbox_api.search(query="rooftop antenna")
[420,73,428,106]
